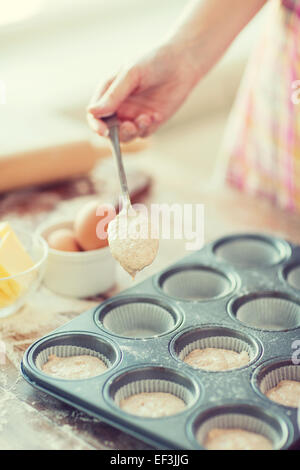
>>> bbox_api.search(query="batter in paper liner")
[203,428,273,451]
[119,392,186,418]
[108,205,159,278]
[265,379,300,408]
[42,354,107,380]
[183,347,250,371]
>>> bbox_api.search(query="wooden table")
[1,121,300,450]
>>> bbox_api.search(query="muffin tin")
[21,233,300,449]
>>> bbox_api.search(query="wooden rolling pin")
[0,113,149,193]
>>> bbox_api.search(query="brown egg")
[74,201,115,251]
[48,228,81,252]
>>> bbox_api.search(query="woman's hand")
[87,44,199,142]
[87,0,267,142]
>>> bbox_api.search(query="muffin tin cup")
[287,266,300,290]
[95,295,182,339]
[156,264,236,301]
[170,326,262,372]
[282,263,300,291]
[189,403,290,450]
[27,332,121,381]
[252,358,300,409]
[105,366,200,420]
[212,233,291,268]
[228,292,300,331]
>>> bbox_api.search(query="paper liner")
[258,364,300,408]
[196,412,283,450]
[236,296,300,331]
[177,334,255,370]
[160,268,231,300]
[113,378,192,418]
[214,237,281,267]
[102,302,176,338]
[35,344,111,375]
[287,266,300,290]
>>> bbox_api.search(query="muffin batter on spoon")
[103,115,159,277]
[108,202,158,278]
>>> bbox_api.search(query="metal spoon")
[102,114,131,210]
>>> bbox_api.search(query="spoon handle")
[102,114,131,208]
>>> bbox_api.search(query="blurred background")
[2,0,265,113]
[1,0,268,192]
[1,0,279,285]
[0,0,272,286]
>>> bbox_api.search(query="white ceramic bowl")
[0,227,48,318]
[38,219,116,298]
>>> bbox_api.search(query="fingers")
[86,113,109,137]
[86,65,164,141]
[89,77,114,106]
[87,114,138,142]
[88,68,140,119]
[87,68,140,139]
[87,77,116,137]
[134,111,163,138]
[119,121,139,142]
[134,114,152,137]
[119,112,163,141]
[87,109,163,142]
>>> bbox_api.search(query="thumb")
[88,68,140,118]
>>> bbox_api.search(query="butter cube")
[0,230,34,275]
[0,264,22,307]
[0,222,11,239]
[0,223,35,308]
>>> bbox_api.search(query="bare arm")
[165,0,268,79]
[88,0,267,140]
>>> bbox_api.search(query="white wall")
[1,0,269,130]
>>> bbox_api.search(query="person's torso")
[282,0,300,14]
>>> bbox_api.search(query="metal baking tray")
[21,233,300,450]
